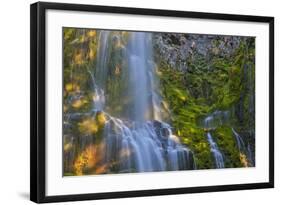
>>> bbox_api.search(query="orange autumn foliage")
[87,30,96,38]
[65,83,80,92]
[88,49,96,60]
[73,143,106,175]
[78,118,99,135]
[71,99,84,109]
[73,50,84,65]
[239,153,249,167]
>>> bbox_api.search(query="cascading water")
[127,32,151,121]
[102,117,194,172]
[203,110,230,129]
[95,31,110,89]
[89,31,195,173]
[232,128,246,151]
[203,113,225,168]
[203,110,254,168]
[88,65,105,111]
[127,32,163,121]
[247,143,254,166]
[232,128,253,166]
[206,132,224,168]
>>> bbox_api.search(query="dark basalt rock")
[153,120,163,137]
[153,33,245,72]
[160,127,170,139]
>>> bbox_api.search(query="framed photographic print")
[30,1,274,203]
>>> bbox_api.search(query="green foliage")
[158,63,213,169]
[157,37,255,169]
[212,126,243,167]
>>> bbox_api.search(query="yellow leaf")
[79,35,86,43]
[64,142,72,152]
[87,30,96,37]
[96,112,106,127]
[239,153,249,167]
[78,118,98,134]
[74,51,83,65]
[65,83,80,92]
[72,99,83,108]
[65,83,73,92]
[88,49,96,60]
[73,143,106,175]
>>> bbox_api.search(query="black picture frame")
[30,1,274,203]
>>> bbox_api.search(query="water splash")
[92,87,105,111]
[101,114,195,173]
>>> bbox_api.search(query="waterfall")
[206,132,224,168]
[86,31,110,111]
[247,143,254,166]
[127,32,163,121]
[207,132,224,168]
[203,110,253,168]
[232,128,253,166]
[203,110,230,129]
[86,31,195,174]
[95,31,110,89]
[232,128,246,151]
[127,32,150,121]
[102,117,195,172]
[203,112,225,168]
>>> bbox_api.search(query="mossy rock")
[212,126,243,168]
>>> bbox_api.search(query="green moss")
[158,64,213,169]
[183,128,213,169]
[157,38,255,169]
[212,126,243,168]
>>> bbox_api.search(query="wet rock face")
[153,120,172,139]
[153,33,245,71]
[161,127,170,139]
[153,120,163,136]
